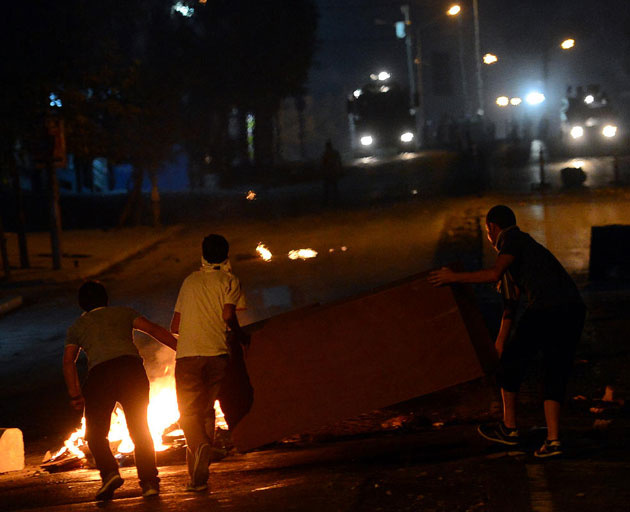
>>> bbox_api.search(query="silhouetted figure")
[321,139,342,206]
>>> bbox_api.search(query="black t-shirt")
[498,227,583,310]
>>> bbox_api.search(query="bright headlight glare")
[570,126,584,139]
[602,125,618,138]
[400,132,414,143]
[360,135,374,146]
[526,92,546,105]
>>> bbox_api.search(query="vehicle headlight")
[570,126,584,139]
[602,125,618,138]
[360,135,374,146]
[400,132,414,143]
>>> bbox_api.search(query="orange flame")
[256,243,272,261]
[60,375,227,459]
[288,249,318,260]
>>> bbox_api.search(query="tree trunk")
[149,168,161,227]
[118,167,144,227]
[8,152,29,268]
[0,214,10,279]
[295,95,306,161]
[47,161,63,270]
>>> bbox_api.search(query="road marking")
[525,464,554,512]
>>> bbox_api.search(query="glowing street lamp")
[446,5,461,16]
[483,53,498,65]
[510,97,522,106]
[560,38,575,50]
[496,96,509,107]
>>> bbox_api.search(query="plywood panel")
[220,273,496,452]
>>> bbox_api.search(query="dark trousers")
[83,356,158,485]
[497,303,586,403]
[175,355,228,454]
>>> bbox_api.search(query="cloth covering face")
[65,306,141,370]
[174,263,245,359]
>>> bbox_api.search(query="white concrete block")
[0,428,25,473]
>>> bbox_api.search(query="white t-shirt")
[174,268,244,358]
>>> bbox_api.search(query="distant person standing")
[63,281,177,501]
[171,234,248,492]
[321,139,342,206]
[429,205,585,458]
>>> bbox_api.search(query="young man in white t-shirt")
[171,234,247,492]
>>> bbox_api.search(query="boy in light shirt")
[171,234,247,491]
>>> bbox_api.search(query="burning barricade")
[42,374,229,473]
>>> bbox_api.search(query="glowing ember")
[58,375,227,460]
[246,190,257,201]
[288,249,318,260]
[341,246,348,252]
[256,243,272,261]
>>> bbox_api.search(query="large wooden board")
[220,273,496,452]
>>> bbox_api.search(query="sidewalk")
[0,225,182,315]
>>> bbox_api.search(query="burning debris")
[256,243,273,261]
[43,376,229,473]
[288,249,318,260]
[246,190,257,201]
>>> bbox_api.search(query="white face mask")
[201,257,232,273]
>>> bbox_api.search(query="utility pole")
[8,156,29,268]
[401,4,423,148]
[456,14,469,118]
[472,0,484,117]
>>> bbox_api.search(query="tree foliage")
[1,0,318,203]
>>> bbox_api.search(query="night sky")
[308,0,630,153]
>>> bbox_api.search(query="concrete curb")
[79,225,184,280]
[0,296,23,317]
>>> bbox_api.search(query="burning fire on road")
[288,249,318,260]
[42,371,228,472]
[256,243,273,261]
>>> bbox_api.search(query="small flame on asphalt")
[341,246,347,252]
[256,243,273,261]
[288,249,318,260]
[246,190,257,201]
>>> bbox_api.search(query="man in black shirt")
[429,205,585,457]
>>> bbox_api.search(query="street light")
[560,38,575,50]
[483,53,498,65]
[446,4,461,16]
[510,97,522,106]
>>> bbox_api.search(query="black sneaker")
[534,439,562,458]
[141,480,160,498]
[477,422,520,446]
[95,472,124,501]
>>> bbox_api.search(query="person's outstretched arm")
[62,345,85,411]
[134,316,177,351]
[428,253,515,286]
